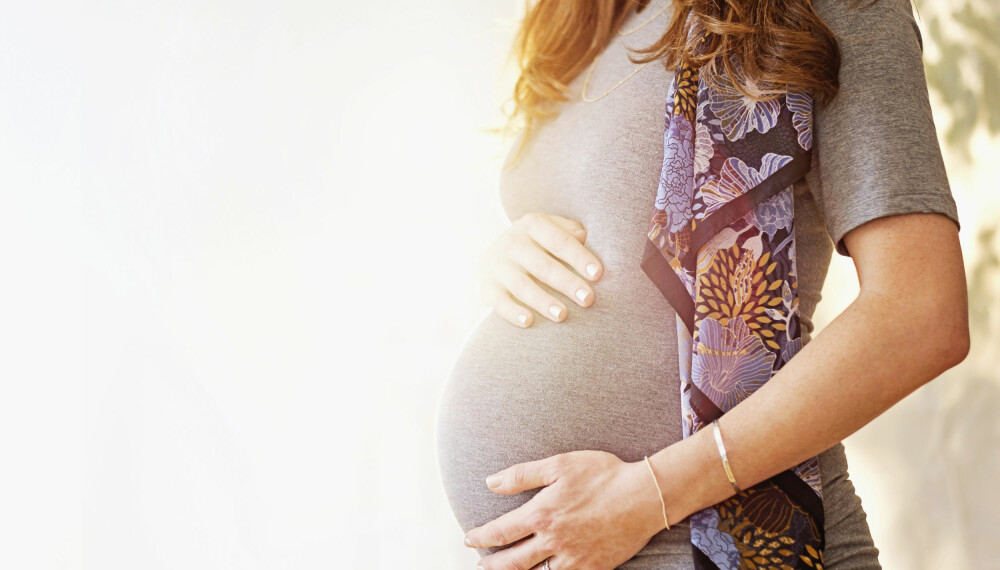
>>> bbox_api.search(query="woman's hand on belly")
[477,212,604,328]
[462,450,666,570]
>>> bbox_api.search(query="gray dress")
[435,0,959,567]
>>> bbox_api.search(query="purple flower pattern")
[693,119,714,176]
[787,91,813,150]
[655,114,696,232]
[750,184,794,238]
[700,153,793,216]
[693,317,775,412]
[690,509,741,568]
[707,66,781,141]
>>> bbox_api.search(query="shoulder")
[813,0,924,56]
[804,0,958,257]
[813,0,918,31]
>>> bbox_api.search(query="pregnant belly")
[434,279,694,556]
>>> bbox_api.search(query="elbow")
[941,316,971,369]
[927,306,970,373]
[859,277,970,378]
[896,295,970,377]
[942,283,972,369]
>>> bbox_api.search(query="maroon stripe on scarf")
[640,237,697,333]
[772,469,827,532]
[681,151,811,272]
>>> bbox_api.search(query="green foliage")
[917,0,1000,158]
[968,224,999,340]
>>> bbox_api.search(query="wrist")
[625,459,670,538]
[648,427,740,525]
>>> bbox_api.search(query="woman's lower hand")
[463,450,666,570]
[476,212,604,328]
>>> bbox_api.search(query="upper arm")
[802,0,968,363]
[843,212,970,365]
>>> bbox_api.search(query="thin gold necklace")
[581,55,652,103]
[617,2,670,36]
[581,3,669,103]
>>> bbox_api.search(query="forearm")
[647,288,968,527]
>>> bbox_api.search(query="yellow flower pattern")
[716,485,824,570]
[694,245,797,351]
[673,63,700,122]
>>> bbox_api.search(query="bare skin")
[476,212,604,327]
[466,211,969,570]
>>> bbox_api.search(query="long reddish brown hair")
[501,0,843,168]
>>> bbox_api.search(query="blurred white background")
[0,0,996,569]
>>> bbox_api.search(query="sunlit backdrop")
[1,0,995,568]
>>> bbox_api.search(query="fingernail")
[586,263,599,278]
[476,565,485,570]
[548,304,563,319]
[486,474,501,489]
[575,288,588,303]
[464,535,473,547]
[517,313,528,325]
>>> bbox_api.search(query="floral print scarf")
[639,29,826,570]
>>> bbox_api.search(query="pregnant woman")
[436,0,968,568]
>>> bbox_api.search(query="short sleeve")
[804,0,961,257]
